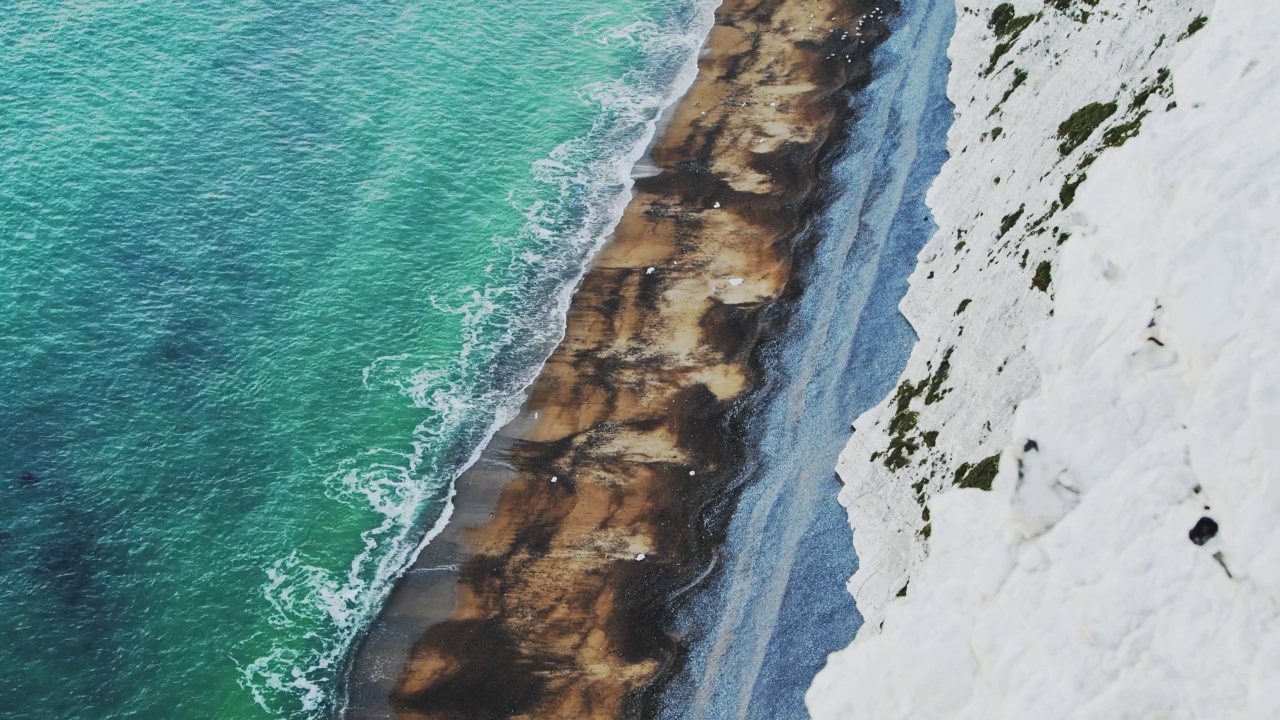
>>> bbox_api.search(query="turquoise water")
[0,1,705,717]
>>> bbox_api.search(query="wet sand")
[343,0,891,717]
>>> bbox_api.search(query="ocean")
[0,1,706,718]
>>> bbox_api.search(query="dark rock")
[1189,516,1218,546]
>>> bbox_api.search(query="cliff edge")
[810,0,1280,715]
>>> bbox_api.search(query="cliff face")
[809,0,1280,716]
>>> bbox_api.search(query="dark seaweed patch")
[637,266,663,311]
[395,619,547,720]
[699,299,764,361]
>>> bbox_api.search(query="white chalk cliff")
[809,0,1280,716]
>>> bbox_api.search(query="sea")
[0,1,710,718]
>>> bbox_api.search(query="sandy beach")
[344,0,891,716]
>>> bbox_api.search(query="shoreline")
[343,0,892,716]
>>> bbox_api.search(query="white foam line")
[320,2,725,718]
[392,0,724,616]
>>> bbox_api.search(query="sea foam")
[241,2,721,716]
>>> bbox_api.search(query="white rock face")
[809,0,1280,716]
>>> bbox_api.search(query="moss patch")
[985,7,1039,76]
[1060,173,1086,208]
[999,204,1025,238]
[954,454,1000,491]
[924,347,954,405]
[1180,15,1207,39]
[882,347,955,470]
[990,3,1015,34]
[1057,101,1117,155]
[1101,112,1148,149]
[883,380,924,470]
[999,68,1028,107]
[1131,68,1172,110]
[1032,260,1052,292]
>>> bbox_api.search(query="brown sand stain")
[344,0,895,718]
